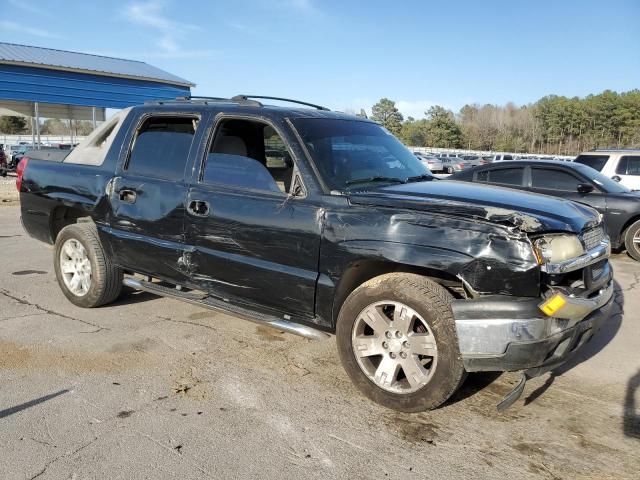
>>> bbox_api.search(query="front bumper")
[453,278,614,373]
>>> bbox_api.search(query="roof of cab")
[137,95,375,122]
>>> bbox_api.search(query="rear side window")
[126,116,197,179]
[488,168,523,186]
[574,154,609,172]
[616,156,640,176]
[503,155,513,160]
[531,168,581,191]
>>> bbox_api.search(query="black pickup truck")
[18,96,614,412]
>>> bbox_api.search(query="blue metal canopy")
[0,42,193,109]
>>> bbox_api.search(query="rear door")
[184,115,322,318]
[614,155,640,190]
[108,112,205,282]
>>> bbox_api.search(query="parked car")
[440,157,470,173]
[449,160,640,260]
[18,96,613,412]
[491,154,515,162]
[0,148,7,176]
[574,149,640,191]
[413,152,443,172]
[461,155,486,167]
[7,145,32,170]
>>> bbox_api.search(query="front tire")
[54,223,123,307]
[336,273,465,412]
[624,220,640,261]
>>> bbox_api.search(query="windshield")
[574,154,609,172]
[293,118,432,191]
[573,163,630,193]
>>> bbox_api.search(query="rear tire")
[624,220,640,261]
[336,273,465,412]
[54,223,123,307]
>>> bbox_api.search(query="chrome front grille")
[581,226,604,251]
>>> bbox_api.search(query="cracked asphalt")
[1,204,639,480]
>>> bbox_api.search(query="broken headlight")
[532,234,585,264]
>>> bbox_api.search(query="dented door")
[184,185,323,317]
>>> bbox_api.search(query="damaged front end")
[452,224,613,410]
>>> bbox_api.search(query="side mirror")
[612,175,622,183]
[577,183,594,194]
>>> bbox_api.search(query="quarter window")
[126,116,197,180]
[531,168,581,191]
[574,154,609,172]
[617,156,640,176]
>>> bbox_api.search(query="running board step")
[123,277,330,341]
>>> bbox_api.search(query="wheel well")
[50,206,89,242]
[331,260,461,325]
[621,215,640,244]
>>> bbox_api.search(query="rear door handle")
[188,200,210,217]
[119,189,137,204]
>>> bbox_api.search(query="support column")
[92,106,97,130]
[34,102,41,149]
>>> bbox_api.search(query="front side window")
[292,118,432,191]
[488,168,523,186]
[201,118,294,194]
[126,116,197,179]
[531,168,581,191]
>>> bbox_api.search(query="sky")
[0,0,638,118]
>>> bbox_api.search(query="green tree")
[0,116,27,134]
[424,106,464,148]
[371,98,404,135]
[399,118,429,146]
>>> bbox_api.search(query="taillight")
[16,157,28,191]
[458,163,465,169]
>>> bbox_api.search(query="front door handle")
[188,200,210,217]
[119,189,137,204]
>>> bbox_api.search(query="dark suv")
[18,96,613,412]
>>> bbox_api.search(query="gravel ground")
[0,205,639,479]
[0,173,18,205]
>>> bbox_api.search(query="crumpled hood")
[348,180,600,233]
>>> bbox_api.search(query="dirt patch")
[188,311,219,321]
[255,325,286,342]
[382,412,441,444]
[0,340,151,374]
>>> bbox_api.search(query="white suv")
[574,150,640,190]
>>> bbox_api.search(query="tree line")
[0,116,95,136]
[371,89,640,154]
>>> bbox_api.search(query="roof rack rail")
[145,95,329,110]
[231,95,330,111]
[590,148,640,152]
[145,96,263,107]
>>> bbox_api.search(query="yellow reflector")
[540,294,566,316]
